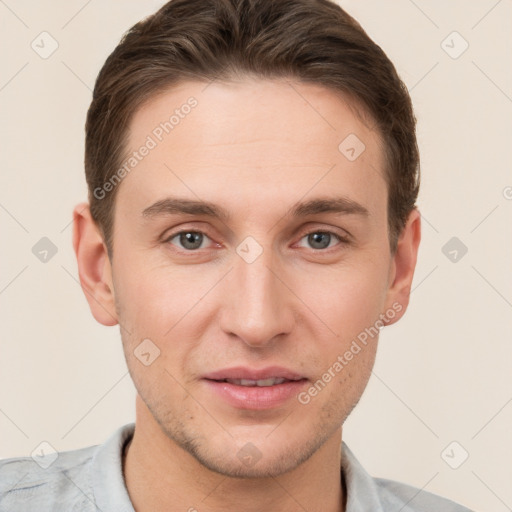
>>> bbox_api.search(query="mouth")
[202,367,308,410]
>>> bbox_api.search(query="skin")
[73,78,420,512]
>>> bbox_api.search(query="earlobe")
[72,202,119,327]
[384,208,421,326]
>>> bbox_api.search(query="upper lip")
[202,366,306,381]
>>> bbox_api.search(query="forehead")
[118,78,386,219]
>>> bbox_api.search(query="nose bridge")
[220,242,294,346]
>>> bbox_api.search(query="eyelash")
[163,228,350,253]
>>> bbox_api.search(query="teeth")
[225,377,287,387]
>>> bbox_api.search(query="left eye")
[297,231,342,250]
[167,231,211,251]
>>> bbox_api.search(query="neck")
[123,396,346,512]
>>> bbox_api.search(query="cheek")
[295,259,389,341]
[112,259,218,377]
[114,256,202,326]
[114,268,198,388]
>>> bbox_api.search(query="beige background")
[1,1,511,510]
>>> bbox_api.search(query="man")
[0,0,473,510]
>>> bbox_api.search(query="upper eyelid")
[163,220,352,237]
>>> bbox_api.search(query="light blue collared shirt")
[0,423,474,511]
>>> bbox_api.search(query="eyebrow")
[141,196,369,221]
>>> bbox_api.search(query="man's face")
[105,79,406,477]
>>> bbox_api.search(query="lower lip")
[203,379,308,410]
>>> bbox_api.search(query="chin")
[164,422,330,479]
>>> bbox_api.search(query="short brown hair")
[85,0,419,255]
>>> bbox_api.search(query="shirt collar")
[90,423,136,512]
[341,441,384,511]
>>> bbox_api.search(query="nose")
[218,245,295,348]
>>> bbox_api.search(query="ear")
[72,202,118,326]
[383,208,421,325]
